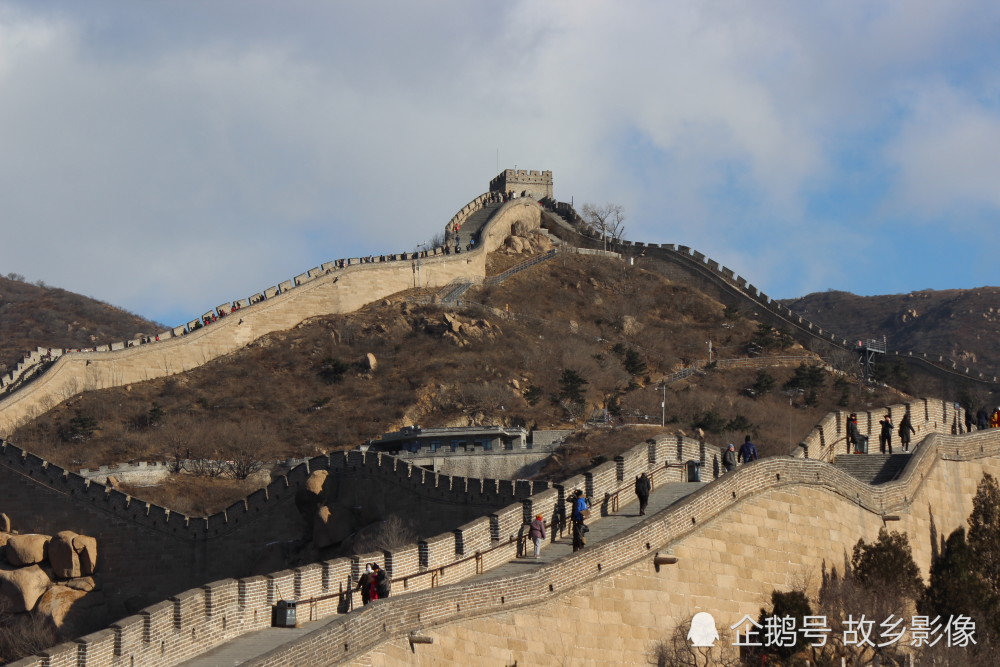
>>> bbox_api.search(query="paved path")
[181,480,706,666]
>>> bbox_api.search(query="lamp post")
[660,383,666,427]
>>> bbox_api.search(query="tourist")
[571,489,590,552]
[356,564,373,605]
[528,514,546,559]
[634,473,651,516]
[722,444,737,473]
[879,414,893,454]
[992,407,1000,429]
[372,563,389,599]
[738,435,758,464]
[846,413,858,453]
[977,406,989,430]
[898,413,916,452]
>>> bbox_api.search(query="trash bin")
[272,600,297,628]
[686,460,701,483]
[857,435,869,455]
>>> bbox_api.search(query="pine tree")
[968,473,1000,594]
[922,527,997,639]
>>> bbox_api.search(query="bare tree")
[224,418,274,480]
[349,514,418,554]
[581,203,626,251]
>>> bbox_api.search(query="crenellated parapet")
[8,398,989,666]
[540,199,1000,388]
[797,397,963,462]
[489,169,554,200]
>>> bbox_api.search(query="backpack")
[376,572,391,598]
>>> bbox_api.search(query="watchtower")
[489,169,553,199]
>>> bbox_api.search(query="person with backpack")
[634,473,651,516]
[528,514,546,558]
[738,435,759,464]
[372,563,390,599]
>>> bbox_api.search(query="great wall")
[2,170,999,665]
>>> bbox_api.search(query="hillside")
[782,287,1000,379]
[0,275,163,374]
[7,251,910,514]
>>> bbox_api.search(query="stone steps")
[832,452,913,484]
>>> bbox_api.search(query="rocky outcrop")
[5,534,50,567]
[0,521,102,627]
[500,226,554,255]
[48,531,98,579]
[0,562,51,612]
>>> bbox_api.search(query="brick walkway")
[181,480,706,666]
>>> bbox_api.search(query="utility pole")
[707,340,713,364]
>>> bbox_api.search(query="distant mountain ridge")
[781,287,1000,377]
[0,275,162,374]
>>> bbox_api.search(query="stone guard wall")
[6,433,714,666]
[20,413,981,667]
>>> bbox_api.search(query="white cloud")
[1,0,1000,324]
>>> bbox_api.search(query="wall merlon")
[76,628,115,664]
[38,641,77,666]
[203,578,238,616]
[419,532,457,569]
[110,614,144,658]
[491,503,523,542]
[171,588,206,630]
[141,600,173,644]
[294,562,324,600]
[454,517,492,555]
[266,570,296,605]
[238,576,267,609]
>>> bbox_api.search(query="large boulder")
[35,585,87,628]
[73,534,98,576]
[47,531,98,578]
[63,576,97,593]
[36,585,106,636]
[48,531,82,579]
[5,533,50,567]
[0,513,9,532]
[304,469,328,498]
[0,563,52,612]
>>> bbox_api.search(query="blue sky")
[1,1,998,326]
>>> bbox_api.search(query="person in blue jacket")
[738,435,759,464]
[571,489,590,551]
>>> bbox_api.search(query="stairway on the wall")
[832,451,913,484]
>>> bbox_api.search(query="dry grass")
[116,476,263,517]
[7,252,920,512]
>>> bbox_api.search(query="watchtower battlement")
[489,169,553,199]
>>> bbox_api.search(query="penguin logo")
[687,612,720,647]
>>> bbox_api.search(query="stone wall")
[330,428,1000,667]
[798,397,960,461]
[6,433,711,666]
[0,198,543,437]
[0,444,553,631]
[539,202,1000,390]
[489,169,554,199]
[10,401,986,667]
